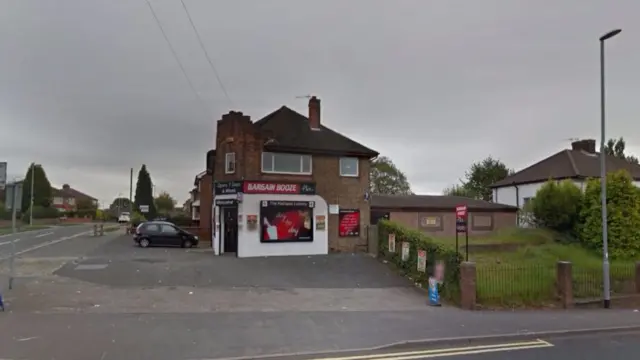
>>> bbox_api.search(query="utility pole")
[29,163,35,226]
[129,168,133,214]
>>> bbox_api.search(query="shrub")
[531,179,583,236]
[378,220,462,302]
[130,211,146,226]
[22,205,60,220]
[168,213,193,227]
[580,170,640,259]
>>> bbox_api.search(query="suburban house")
[490,139,640,209]
[51,184,98,212]
[370,194,518,236]
[189,170,207,225]
[201,96,379,257]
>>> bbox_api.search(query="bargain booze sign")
[243,181,316,195]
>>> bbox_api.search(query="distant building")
[51,184,98,212]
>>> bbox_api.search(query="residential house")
[52,184,98,212]
[189,170,207,225]
[370,194,518,236]
[490,139,640,209]
[202,96,379,257]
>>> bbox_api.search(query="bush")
[378,220,462,302]
[167,213,193,227]
[580,170,640,259]
[130,211,146,226]
[531,179,583,236]
[22,205,60,220]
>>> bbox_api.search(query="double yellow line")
[308,339,554,360]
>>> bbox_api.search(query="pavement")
[0,233,639,360]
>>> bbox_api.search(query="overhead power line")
[180,0,234,109]
[144,0,210,115]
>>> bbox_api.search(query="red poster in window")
[339,209,360,237]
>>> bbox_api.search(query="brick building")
[200,96,378,257]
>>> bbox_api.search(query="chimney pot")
[308,96,321,129]
[571,139,596,154]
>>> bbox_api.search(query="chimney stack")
[571,139,596,154]
[308,96,321,130]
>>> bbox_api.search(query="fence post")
[93,224,98,237]
[460,262,476,310]
[635,262,640,294]
[99,224,104,236]
[556,261,573,309]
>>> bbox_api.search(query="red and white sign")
[243,182,300,194]
[455,205,468,218]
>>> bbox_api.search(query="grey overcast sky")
[1,0,639,206]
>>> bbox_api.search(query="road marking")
[0,230,93,261]
[304,339,553,360]
[35,231,54,238]
[0,239,20,246]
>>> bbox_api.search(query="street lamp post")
[599,28,621,309]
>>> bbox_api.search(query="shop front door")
[222,207,238,253]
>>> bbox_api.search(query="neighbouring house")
[189,170,207,226]
[490,139,640,209]
[51,184,98,212]
[202,96,379,258]
[370,194,518,236]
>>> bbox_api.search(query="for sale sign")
[401,242,410,261]
[455,204,468,233]
[417,250,427,272]
[388,233,396,253]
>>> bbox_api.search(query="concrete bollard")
[93,224,98,237]
[99,224,104,236]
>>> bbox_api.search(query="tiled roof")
[490,149,640,188]
[370,194,518,211]
[51,185,97,201]
[254,106,379,157]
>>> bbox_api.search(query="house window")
[340,157,359,177]
[225,153,236,174]
[418,214,443,231]
[261,152,312,174]
[471,214,494,231]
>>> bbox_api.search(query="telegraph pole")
[29,163,35,226]
[129,168,133,214]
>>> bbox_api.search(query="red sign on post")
[455,205,467,219]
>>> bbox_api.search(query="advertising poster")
[428,277,441,306]
[417,250,426,272]
[401,242,410,261]
[315,215,326,230]
[260,201,314,242]
[338,209,360,237]
[388,233,396,252]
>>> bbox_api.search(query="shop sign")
[338,209,360,237]
[215,199,237,206]
[243,181,316,195]
[215,181,243,195]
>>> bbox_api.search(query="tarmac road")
[0,224,96,260]
[267,331,640,360]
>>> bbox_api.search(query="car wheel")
[139,238,150,248]
[182,239,193,248]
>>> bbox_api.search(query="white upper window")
[225,153,236,174]
[262,152,312,174]
[340,157,359,177]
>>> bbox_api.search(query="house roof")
[253,106,379,158]
[370,194,518,212]
[52,184,97,201]
[490,149,640,188]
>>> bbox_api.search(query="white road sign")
[139,205,149,213]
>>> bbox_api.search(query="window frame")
[225,152,236,174]
[261,152,312,175]
[339,157,359,177]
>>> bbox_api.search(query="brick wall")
[211,111,371,253]
[389,211,517,237]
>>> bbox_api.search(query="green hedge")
[378,220,462,302]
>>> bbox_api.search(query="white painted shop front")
[212,180,328,258]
